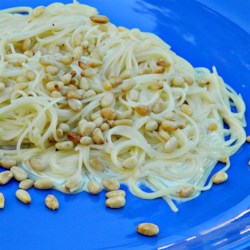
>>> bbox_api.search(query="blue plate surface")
[0,1,250,249]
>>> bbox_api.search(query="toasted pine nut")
[246,136,250,142]
[81,68,96,77]
[58,123,70,132]
[61,73,72,85]
[78,120,96,136]
[65,176,81,192]
[102,80,112,91]
[102,178,120,191]
[100,122,110,132]
[213,172,228,184]
[88,59,103,68]
[0,159,17,169]
[152,100,166,114]
[109,76,123,87]
[145,120,158,131]
[150,82,163,90]
[122,157,137,169]
[129,89,140,101]
[101,92,115,108]
[198,79,210,87]
[180,104,193,116]
[67,131,81,144]
[208,123,218,132]
[178,186,194,198]
[122,79,136,91]
[11,166,28,182]
[68,98,83,112]
[16,189,31,204]
[171,76,184,87]
[0,171,13,185]
[116,110,133,120]
[73,46,83,60]
[34,178,53,189]
[183,76,194,85]
[93,128,105,144]
[90,15,109,24]
[105,196,125,208]
[164,136,178,152]
[32,6,45,18]
[61,55,74,65]
[105,190,126,198]
[51,90,62,98]
[137,223,159,236]
[135,105,151,116]
[79,77,90,90]
[100,108,116,120]
[46,65,59,75]
[160,120,178,133]
[110,119,133,127]
[158,129,170,141]
[56,128,64,138]
[156,59,170,68]
[29,158,46,172]
[83,89,96,99]
[19,179,34,190]
[0,192,4,209]
[87,181,101,194]
[94,116,104,127]
[55,141,74,150]
[66,90,82,100]
[89,159,104,172]
[45,194,59,210]
[80,136,93,146]
[153,66,164,74]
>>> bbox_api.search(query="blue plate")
[0,1,250,249]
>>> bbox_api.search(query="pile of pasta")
[0,2,246,211]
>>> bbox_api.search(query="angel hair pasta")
[0,2,246,211]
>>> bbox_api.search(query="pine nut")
[246,136,250,142]
[101,92,115,108]
[100,108,116,120]
[100,122,110,132]
[80,136,93,146]
[55,141,74,150]
[120,70,131,80]
[90,15,109,24]
[103,80,112,91]
[46,65,59,75]
[51,90,62,98]
[178,186,194,198]
[105,196,125,208]
[150,82,163,90]
[158,129,170,141]
[16,189,31,204]
[135,105,151,116]
[198,79,210,87]
[79,77,90,90]
[34,178,53,189]
[19,179,34,190]
[11,166,28,182]
[129,89,140,101]
[0,159,17,169]
[66,90,82,100]
[152,100,166,114]
[87,181,101,194]
[160,120,178,133]
[116,110,133,120]
[208,123,218,132]
[156,59,170,68]
[61,55,74,65]
[105,190,126,198]
[0,171,13,185]
[109,76,123,88]
[102,178,120,191]
[68,98,83,111]
[93,128,105,144]
[56,128,64,138]
[65,176,81,192]
[22,38,32,51]
[89,159,104,172]
[32,6,45,18]
[122,157,137,169]
[30,158,47,172]
[81,68,96,77]
[45,194,59,210]
[180,104,192,116]
[73,46,83,60]
[0,192,4,209]
[137,223,159,236]
[145,120,158,131]
[164,136,178,152]
[183,76,194,85]
[83,89,96,99]
[213,172,228,184]
[67,131,81,144]
[171,76,184,87]
[46,81,63,91]
[78,120,96,136]
[94,117,104,127]
[58,123,70,132]
[88,59,103,68]
[111,119,133,127]
[61,73,72,85]
[153,66,165,74]
[122,79,136,92]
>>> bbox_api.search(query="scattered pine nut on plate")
[137,223,159,236]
